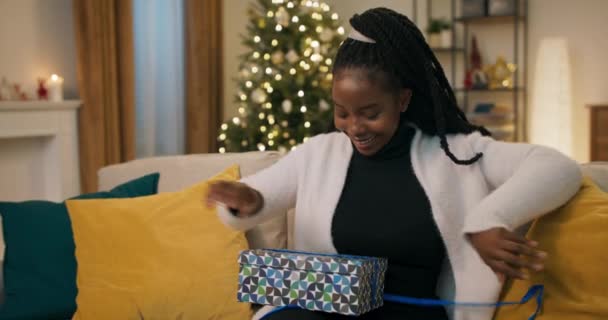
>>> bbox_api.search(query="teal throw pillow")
[0,173,160,320]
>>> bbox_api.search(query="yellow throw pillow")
[66,166,251,320]
[494,177,608,320]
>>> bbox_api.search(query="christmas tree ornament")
[251,88,267,104]
[282,99,293,113]
[275,7,290,27]
[240,68,251,78]
[271,51,284,64]
[319,99,330,111]
[320,28,334,42]
[286,49,300,64]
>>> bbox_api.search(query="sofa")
[99,151,608,251]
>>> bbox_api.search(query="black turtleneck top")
[331,123,448,318]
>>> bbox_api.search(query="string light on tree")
[218,0,344,152]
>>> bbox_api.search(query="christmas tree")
[218,0,345,153]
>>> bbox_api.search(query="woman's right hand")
[206,181,264,218]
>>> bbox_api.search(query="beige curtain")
[185,0,224,154]
[73,0,135,193]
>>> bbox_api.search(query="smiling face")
[332,68,412,156]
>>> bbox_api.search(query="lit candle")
[47,74,64,102]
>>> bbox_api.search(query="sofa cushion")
[98,151,287,250]
[67,165,251,320]
[494,177,608,319]
[0,173,160,320]
[581,162,608,192]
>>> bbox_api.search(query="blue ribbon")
[262,285,543,320]
[255,249,544,320]
[384,284,544,320]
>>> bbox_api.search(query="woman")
[207,7,581,320]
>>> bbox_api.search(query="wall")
[222,0,253,121]
[222,1,608,162]
[528,0,608,162]
[0,0,78,99]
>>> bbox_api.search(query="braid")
[334,7,491,165]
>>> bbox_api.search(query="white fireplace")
[0,101,81,202]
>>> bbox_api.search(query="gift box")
[237,249,388,315]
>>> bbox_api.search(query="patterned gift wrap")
[237,249,388,315]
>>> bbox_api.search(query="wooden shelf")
[431,47,465,53]
[455,87,524,92]
[455,15,525,24]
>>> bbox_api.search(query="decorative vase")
[441,30,453,48]
[429,33,441,48]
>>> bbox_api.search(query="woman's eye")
[336,113,348,119]
[367,113,380,120]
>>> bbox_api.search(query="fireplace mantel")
[0,100,82,201]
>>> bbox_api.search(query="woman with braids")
[207,7,581,320]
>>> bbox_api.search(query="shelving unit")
[423,0,528,141]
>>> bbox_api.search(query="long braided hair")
[332,7,491,165]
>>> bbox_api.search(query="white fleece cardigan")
[218,129,582,320]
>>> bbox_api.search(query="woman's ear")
[399,89,413,112]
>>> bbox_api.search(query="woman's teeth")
[355,136,375,146]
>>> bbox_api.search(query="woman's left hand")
[468,227,547,281]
